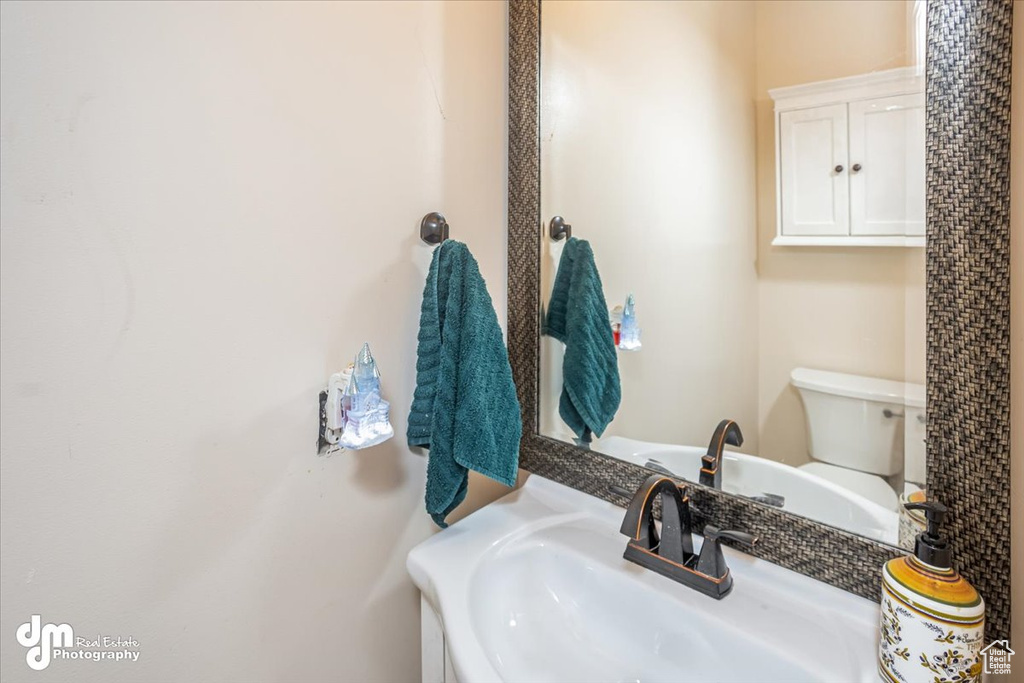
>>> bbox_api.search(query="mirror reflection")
[539,0,927,548]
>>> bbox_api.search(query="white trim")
[908,0,928,72]
[770,67,923,113]
[774,103,783,247]
[772,234,925,248]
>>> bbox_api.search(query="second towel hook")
[421,212,450,245]
[550,216,572,241]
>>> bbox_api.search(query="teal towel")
[545,237,621,439]
[408,240,522,528]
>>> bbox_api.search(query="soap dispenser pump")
[878,500,985,683]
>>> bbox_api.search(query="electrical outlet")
[317,390,328,454]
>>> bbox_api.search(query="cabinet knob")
[852,163,862,172]
[834,164,844,173]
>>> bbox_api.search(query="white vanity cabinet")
[772,67,925,247]
[421,596,458,683]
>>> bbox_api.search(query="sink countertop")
[408,474,882,683]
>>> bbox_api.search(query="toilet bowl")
[791,368,925,512]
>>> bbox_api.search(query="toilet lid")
[798,462,900,511]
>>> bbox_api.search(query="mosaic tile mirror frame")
[505,0,1013,640]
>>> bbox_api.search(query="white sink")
[596,435,899,545]
[408,476,880,683]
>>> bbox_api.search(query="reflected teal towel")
[408,241,521,528]
[546,237,621,439]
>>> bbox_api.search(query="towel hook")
[421,212,449,245]
[550,216,572,241]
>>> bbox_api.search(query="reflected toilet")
[791,368,925,512]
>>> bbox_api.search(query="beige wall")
[753,0,925,467]
[0,2,509,682]
[0,3,1017,680]
[1011,2,1022,677]
[539,0,760,451]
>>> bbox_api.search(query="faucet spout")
[699,419,743,489]
[618,474,693,563]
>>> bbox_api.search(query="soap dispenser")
[878,501,985,683]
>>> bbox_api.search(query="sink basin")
[596,435,899,545]
[408,476,880,683]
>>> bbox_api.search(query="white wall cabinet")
[772,68,925,247]
[778,104,849,237]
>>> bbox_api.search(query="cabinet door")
[779,104,849,236]
[848,93,925,236]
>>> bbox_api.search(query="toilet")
[791,368,926,512]
[901,384,927,489]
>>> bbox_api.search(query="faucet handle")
[709,528,756,547]
[696,525,758,580]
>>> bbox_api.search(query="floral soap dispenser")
[878,501,984,683]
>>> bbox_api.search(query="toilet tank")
[791,368,922,477]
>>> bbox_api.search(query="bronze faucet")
[619,474,756,599]
[699,419,743,489]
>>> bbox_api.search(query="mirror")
[538,0,927,548]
